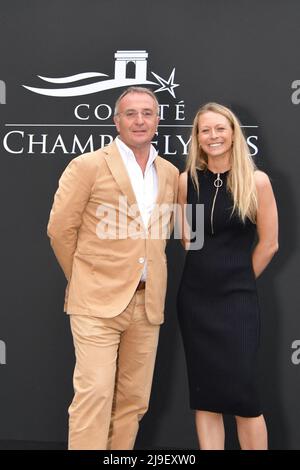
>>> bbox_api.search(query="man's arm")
[47,155,94,281]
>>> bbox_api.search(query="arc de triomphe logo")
[23,50,179,98]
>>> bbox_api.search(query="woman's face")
[197,111,234,160]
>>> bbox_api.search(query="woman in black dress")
[177,103,278,450]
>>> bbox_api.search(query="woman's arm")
[252,170,279,278]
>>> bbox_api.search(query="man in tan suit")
[47,87,179,450]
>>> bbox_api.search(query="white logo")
[2,49,259,157]
[291,339,300,365]
[0,80,6,104]
[23,50,179,98]
[0,340,6,365]
[291,80,300,104]
[94,196,204,250]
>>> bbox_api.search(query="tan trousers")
[68,289,160,450]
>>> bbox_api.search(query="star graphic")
[151,68,179,98]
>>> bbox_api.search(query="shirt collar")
[116,136,158,170]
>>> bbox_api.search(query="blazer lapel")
[103,141,138,209]
[154,156,167,206]
[147,156,169,230]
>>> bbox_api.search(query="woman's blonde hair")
[186,102,258,223]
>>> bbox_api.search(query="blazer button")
[138,257,145,264]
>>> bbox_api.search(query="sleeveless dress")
[177,169,262,417]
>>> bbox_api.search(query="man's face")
[114,92,159,150]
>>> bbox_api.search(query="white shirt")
[115,136,158,281]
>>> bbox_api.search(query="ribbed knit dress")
[177,169,262,417]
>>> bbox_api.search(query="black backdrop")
[0,0,299,449]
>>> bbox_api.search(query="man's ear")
[113,115,120,133]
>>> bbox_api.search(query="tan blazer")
[47,141,179,325]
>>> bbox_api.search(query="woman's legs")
[195,410,225,450]
[195,410,267,450]
[235,415,268,450]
